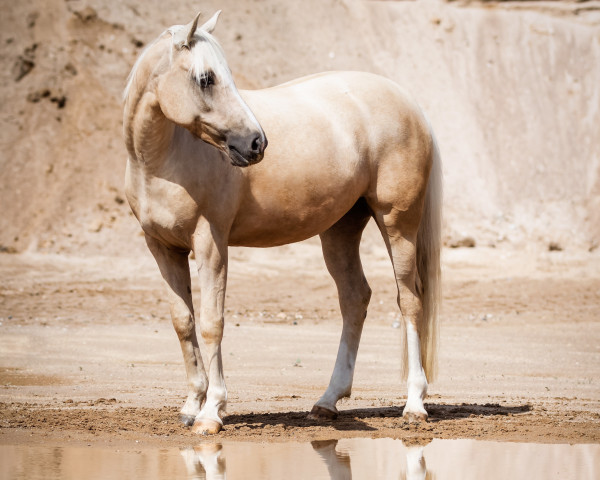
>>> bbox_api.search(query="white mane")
[123,32,166,101]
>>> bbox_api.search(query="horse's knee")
[171,308,195,340]
[200,316,224,344]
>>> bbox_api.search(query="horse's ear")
[200,10,221,34]
[173,12,202,50]
[186,12,202,46]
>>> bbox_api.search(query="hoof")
[180,414,196,427]
[403,411,428,423]
[311,439,338,450]
[191,418,222,435]
[193,443,222,455]
[308,405,338,421]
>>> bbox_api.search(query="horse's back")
[246,71,422,135]
[244,71,430,170]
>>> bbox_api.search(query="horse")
[123,11,442,435]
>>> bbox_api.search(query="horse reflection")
[403,444,430,480]
[312,440,352,480]
[179,439,429,480]
[180,444,226,480]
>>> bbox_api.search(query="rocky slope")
[1,0,598,255]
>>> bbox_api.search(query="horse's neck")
[123,37,175,172]
[124,89,175,173]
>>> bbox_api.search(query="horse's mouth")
[227,146,262,167]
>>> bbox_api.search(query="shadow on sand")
[223,402,532,431]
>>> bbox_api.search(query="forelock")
[169,27,232,84]
[123,24,233,102]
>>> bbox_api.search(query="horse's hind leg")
[373,211,429,421]
[309,199,372,420]
[145,235,208,426]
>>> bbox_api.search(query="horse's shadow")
[425,402,532,421]
[223,402,531,431]
[224,409,377,432]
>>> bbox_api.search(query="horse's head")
[156,11,267,167]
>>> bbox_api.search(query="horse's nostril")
[251,135,267,155]
[251,136,261,153]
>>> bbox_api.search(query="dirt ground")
[1,235,599,447]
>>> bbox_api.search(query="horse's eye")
[198,71,215,89]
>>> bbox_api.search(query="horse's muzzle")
[227,133,267,167]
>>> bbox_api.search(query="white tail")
[401,127,442,382]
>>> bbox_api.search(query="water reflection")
[311,440,354,480]
[1,438,599,480]
[179,438,598,480]
[180,439,428,480]
[181,444,226,480]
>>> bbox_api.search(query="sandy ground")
[1,234,599,447]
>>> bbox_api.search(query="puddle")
[1,438,598,479]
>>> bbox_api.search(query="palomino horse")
[123,11,442,435]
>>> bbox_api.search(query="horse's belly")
[228,212,350,247]
[229,185,361,247]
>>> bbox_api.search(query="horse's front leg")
[145,235,208,426]
[191,224,228,435]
